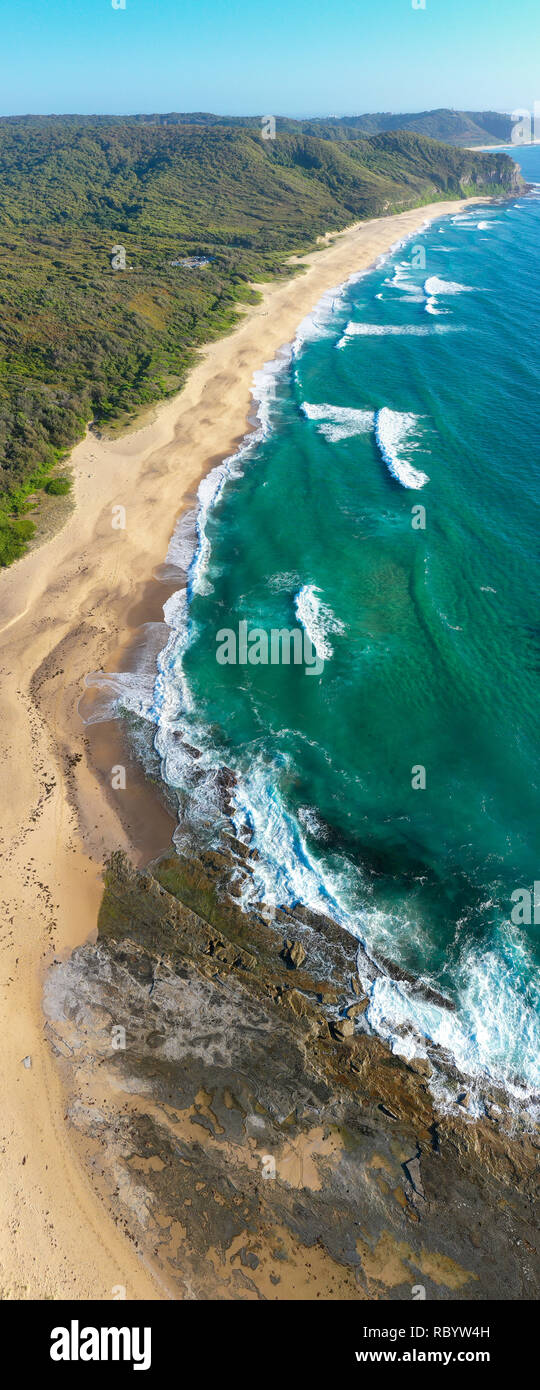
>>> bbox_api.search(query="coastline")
[467,141,540,150]
[0,196,494,1300]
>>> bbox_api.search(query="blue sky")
[0,0,536,117]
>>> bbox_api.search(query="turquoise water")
[153,153,540,1096]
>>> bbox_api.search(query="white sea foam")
[227,756,540,1104]
[423,275,474,317]
[224,759,540,1105]
[382,261,427,304]
[337,321,459,342]
[292,272,366,355]
[165,508,198,571]
[227,752,354,917]
[149,590,193,724]
[374,408,429,489]
[301,401,374,440]
[424,276,471,296]
[297,805,329,840]
[303,401,432,487]
[80,621,172,725]
[294,583,345,661]
[81,667,159,725]
[385,263,411,289]
[252,346,294,433]
[365,926,540,1103]
[267,570,301,592]
[188,451,245,598]
[374,234,408,272]
[189,346,291,597]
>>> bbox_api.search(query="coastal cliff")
[44,845,539,1301]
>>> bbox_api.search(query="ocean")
[101,149,540,1103]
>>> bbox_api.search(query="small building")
[170,256,213,268]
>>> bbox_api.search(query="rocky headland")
[44,824,540,1301]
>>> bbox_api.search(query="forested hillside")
[4,108,513,144]
[0,118,522,564]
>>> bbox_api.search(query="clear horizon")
[0,0,538,119]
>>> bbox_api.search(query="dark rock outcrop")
[42,849,540,1301]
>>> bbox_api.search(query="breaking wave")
[337,320,460,344]
[294,583,345,661]
[424,275,475,316]
[374,408,430,488]
[189,348,292,597]
[301,401,374,440]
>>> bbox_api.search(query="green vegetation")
[0,512,36,565]
[274,108,515,146]
[8,108,512,145]
[0,116,522,565]
[44,476,71,495]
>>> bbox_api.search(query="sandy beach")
[0,197,485,1300]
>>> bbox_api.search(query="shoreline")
[0,195,495,1300]
[467,140,540,150]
